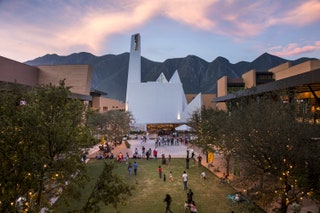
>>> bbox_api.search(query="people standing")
[197,155,202,167]
[153,149,158,160]
[158,165,162,179]
[186,157,190,169]
[187,189,194,204]
[128,162,132,176]
[146,149,150,160]
[133,161,138,176]
[182,171,188,190]
[142,146,146,158]
[162,154,166,165]
[164,194,173,213]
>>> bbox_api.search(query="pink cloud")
[269,41,320,57]
[162,0,217,30]
[279,0,320,26]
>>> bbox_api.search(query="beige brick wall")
[242,69,256,88]
[271,60,320,80]
[92,97,125,112]
[269,61,291,74]
[38,65,93,95]
[217,76,228,111]
[0,56,39,86]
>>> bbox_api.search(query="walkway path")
[87,135,226,179]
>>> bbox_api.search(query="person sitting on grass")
[234,193,241,202]
[200,171,207,180]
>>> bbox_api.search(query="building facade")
[125,34,202,130]
[216,59,320,121]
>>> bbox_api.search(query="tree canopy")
[0,82,93,212]
[188,93,320,212]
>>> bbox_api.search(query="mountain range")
[25,52,317,102]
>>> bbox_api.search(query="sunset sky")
[1,0,320,63]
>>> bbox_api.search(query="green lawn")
[53,158,264,213]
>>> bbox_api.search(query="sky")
[1,0,320,64]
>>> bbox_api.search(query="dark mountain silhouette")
[25,52,316,102]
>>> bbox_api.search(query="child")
[169,171,173,182]
[184,200,189,213]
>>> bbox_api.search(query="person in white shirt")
[182,171,188,190]
[200,171,207,180]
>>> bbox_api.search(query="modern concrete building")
[125,34,202,131]
[91,96,125,112]
[186,93,216,110]
[215,59,320,119]
[0,56,94,101]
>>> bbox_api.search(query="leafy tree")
[188,106,231,172]
[228,93,320,212]
[83,162,134,213]
[0,84,36,211]
[0,82,94,212]
[87,110,132,146]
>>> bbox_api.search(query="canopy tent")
[175,124,192,131]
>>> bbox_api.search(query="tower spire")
[127,33,141,83]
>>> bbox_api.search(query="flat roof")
[215,68,320,102]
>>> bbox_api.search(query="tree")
[87,110,132,146]
[0,82,94,212]
[0,84,37,211]
[228,93,320,212]
[83,162,134,212]
[188,106,231,171]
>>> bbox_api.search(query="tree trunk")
[35,170,45,211]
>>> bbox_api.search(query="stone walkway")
[87,136,226,178]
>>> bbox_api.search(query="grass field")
[53,158,264,213]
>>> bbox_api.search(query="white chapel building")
[125,34,202,131]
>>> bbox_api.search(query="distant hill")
[25,52,317,102]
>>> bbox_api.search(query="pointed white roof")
[126,34,202,130]
[181,93,202,121]
[156,72,168,83]
[169,70,182,83]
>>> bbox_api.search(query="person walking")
[133,161,138,176]
[158,165,162,179]
[182,171,188,190]
[164,193,173,213]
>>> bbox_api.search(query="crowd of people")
[92,134,213,212]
